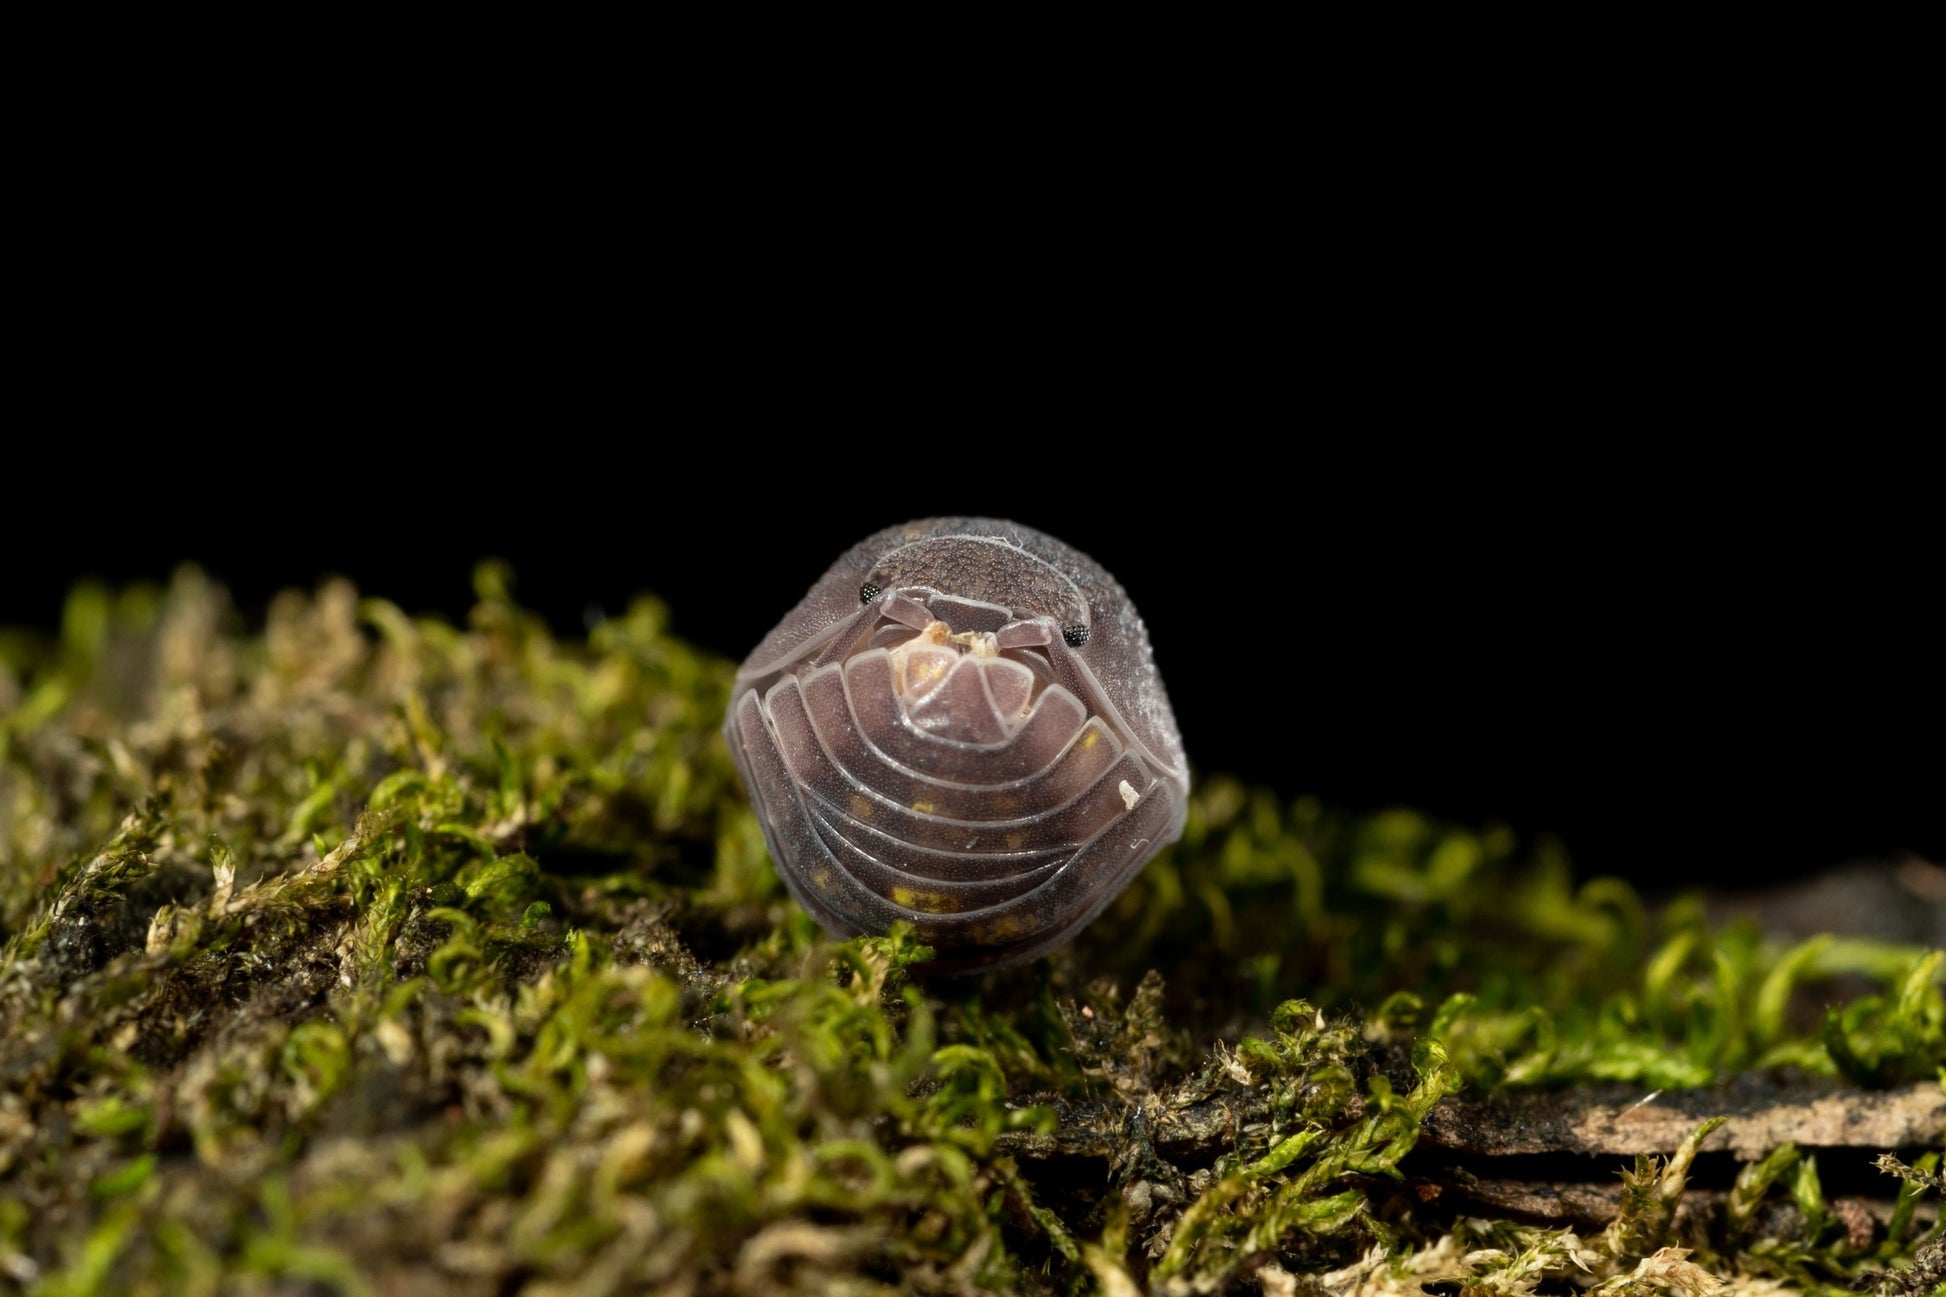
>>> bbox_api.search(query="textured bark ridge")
[1424,1076,1946,1158]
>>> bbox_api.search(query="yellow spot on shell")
[973,912,1040,942]
[850,795,874,820]
[811,868,834,890]
[1080,730,1099,750]
[911,800,936,814]
[890,886,958,914]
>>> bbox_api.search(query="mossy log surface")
[1,568,1940,1296]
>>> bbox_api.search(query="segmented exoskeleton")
[724,518,1188,972]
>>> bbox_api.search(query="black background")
[8,60,1933,900]
[6,428,1936,897]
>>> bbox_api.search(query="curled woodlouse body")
[723,518,1189,972]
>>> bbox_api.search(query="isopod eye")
[860,583,882,605]
[1062,625,1090,647]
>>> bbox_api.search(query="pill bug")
[723,517,1189,972]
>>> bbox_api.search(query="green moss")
[1,567,1939,1295]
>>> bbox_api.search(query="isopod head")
[723,518,1189,972]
